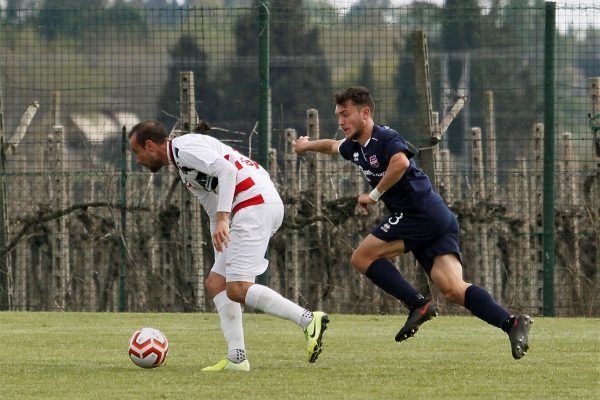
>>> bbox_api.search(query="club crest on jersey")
[353,152,359,162]
[369,155,380,168]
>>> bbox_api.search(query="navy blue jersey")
[338,125,442,212]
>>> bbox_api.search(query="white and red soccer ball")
[128,327,169,368]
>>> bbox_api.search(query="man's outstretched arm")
[292,136,341,155]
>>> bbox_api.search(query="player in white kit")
[129,120,328,371]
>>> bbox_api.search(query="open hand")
[212,218,230,252]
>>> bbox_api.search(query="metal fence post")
[257,1,271,286]
[258,0,271,169]
[0,73,7,309]
[119,125,127,311]
[543,1,556,316]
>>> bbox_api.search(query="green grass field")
[0,312,598,399]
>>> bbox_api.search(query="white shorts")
[210,202,283,283]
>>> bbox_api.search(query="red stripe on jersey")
[224,154,243,170]
[232,194,264,214]
[235,177,255,196]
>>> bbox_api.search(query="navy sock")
[365,259,424,308]
[464,285,511,329]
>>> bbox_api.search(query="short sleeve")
[338,138,353,160]
[383,132,414,160]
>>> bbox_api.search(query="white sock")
[213,291,246,362]
[227,348,246,364]
[245,284,312,328]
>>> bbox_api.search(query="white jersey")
[167,134,281,220]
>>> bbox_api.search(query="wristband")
[368,188,383,202]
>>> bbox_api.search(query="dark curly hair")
[334,86,375,114]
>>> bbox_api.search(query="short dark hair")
[129,120,168,146]
[334,86,375,113]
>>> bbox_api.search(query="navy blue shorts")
[371,199,462,275]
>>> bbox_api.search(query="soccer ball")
[128,327,169,368]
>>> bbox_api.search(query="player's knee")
[440,285,466,305]
[225,284,246,303]
[350,251,371,274]
[205,274,226,298]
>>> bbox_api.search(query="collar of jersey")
[167,140,176,165]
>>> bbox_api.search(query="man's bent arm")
[375,152,409,194]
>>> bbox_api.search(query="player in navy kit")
[293,86,532,359]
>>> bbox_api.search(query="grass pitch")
[0,312,598,400]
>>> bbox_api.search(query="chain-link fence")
[0,1,598,316]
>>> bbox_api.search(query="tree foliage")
[37,0,145,40]
[357,55,375,94]
[394,0,545,159]
[227,0,333,146]
[344,0,393,25]
[439,0,481,155]
[157,35,220,128]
